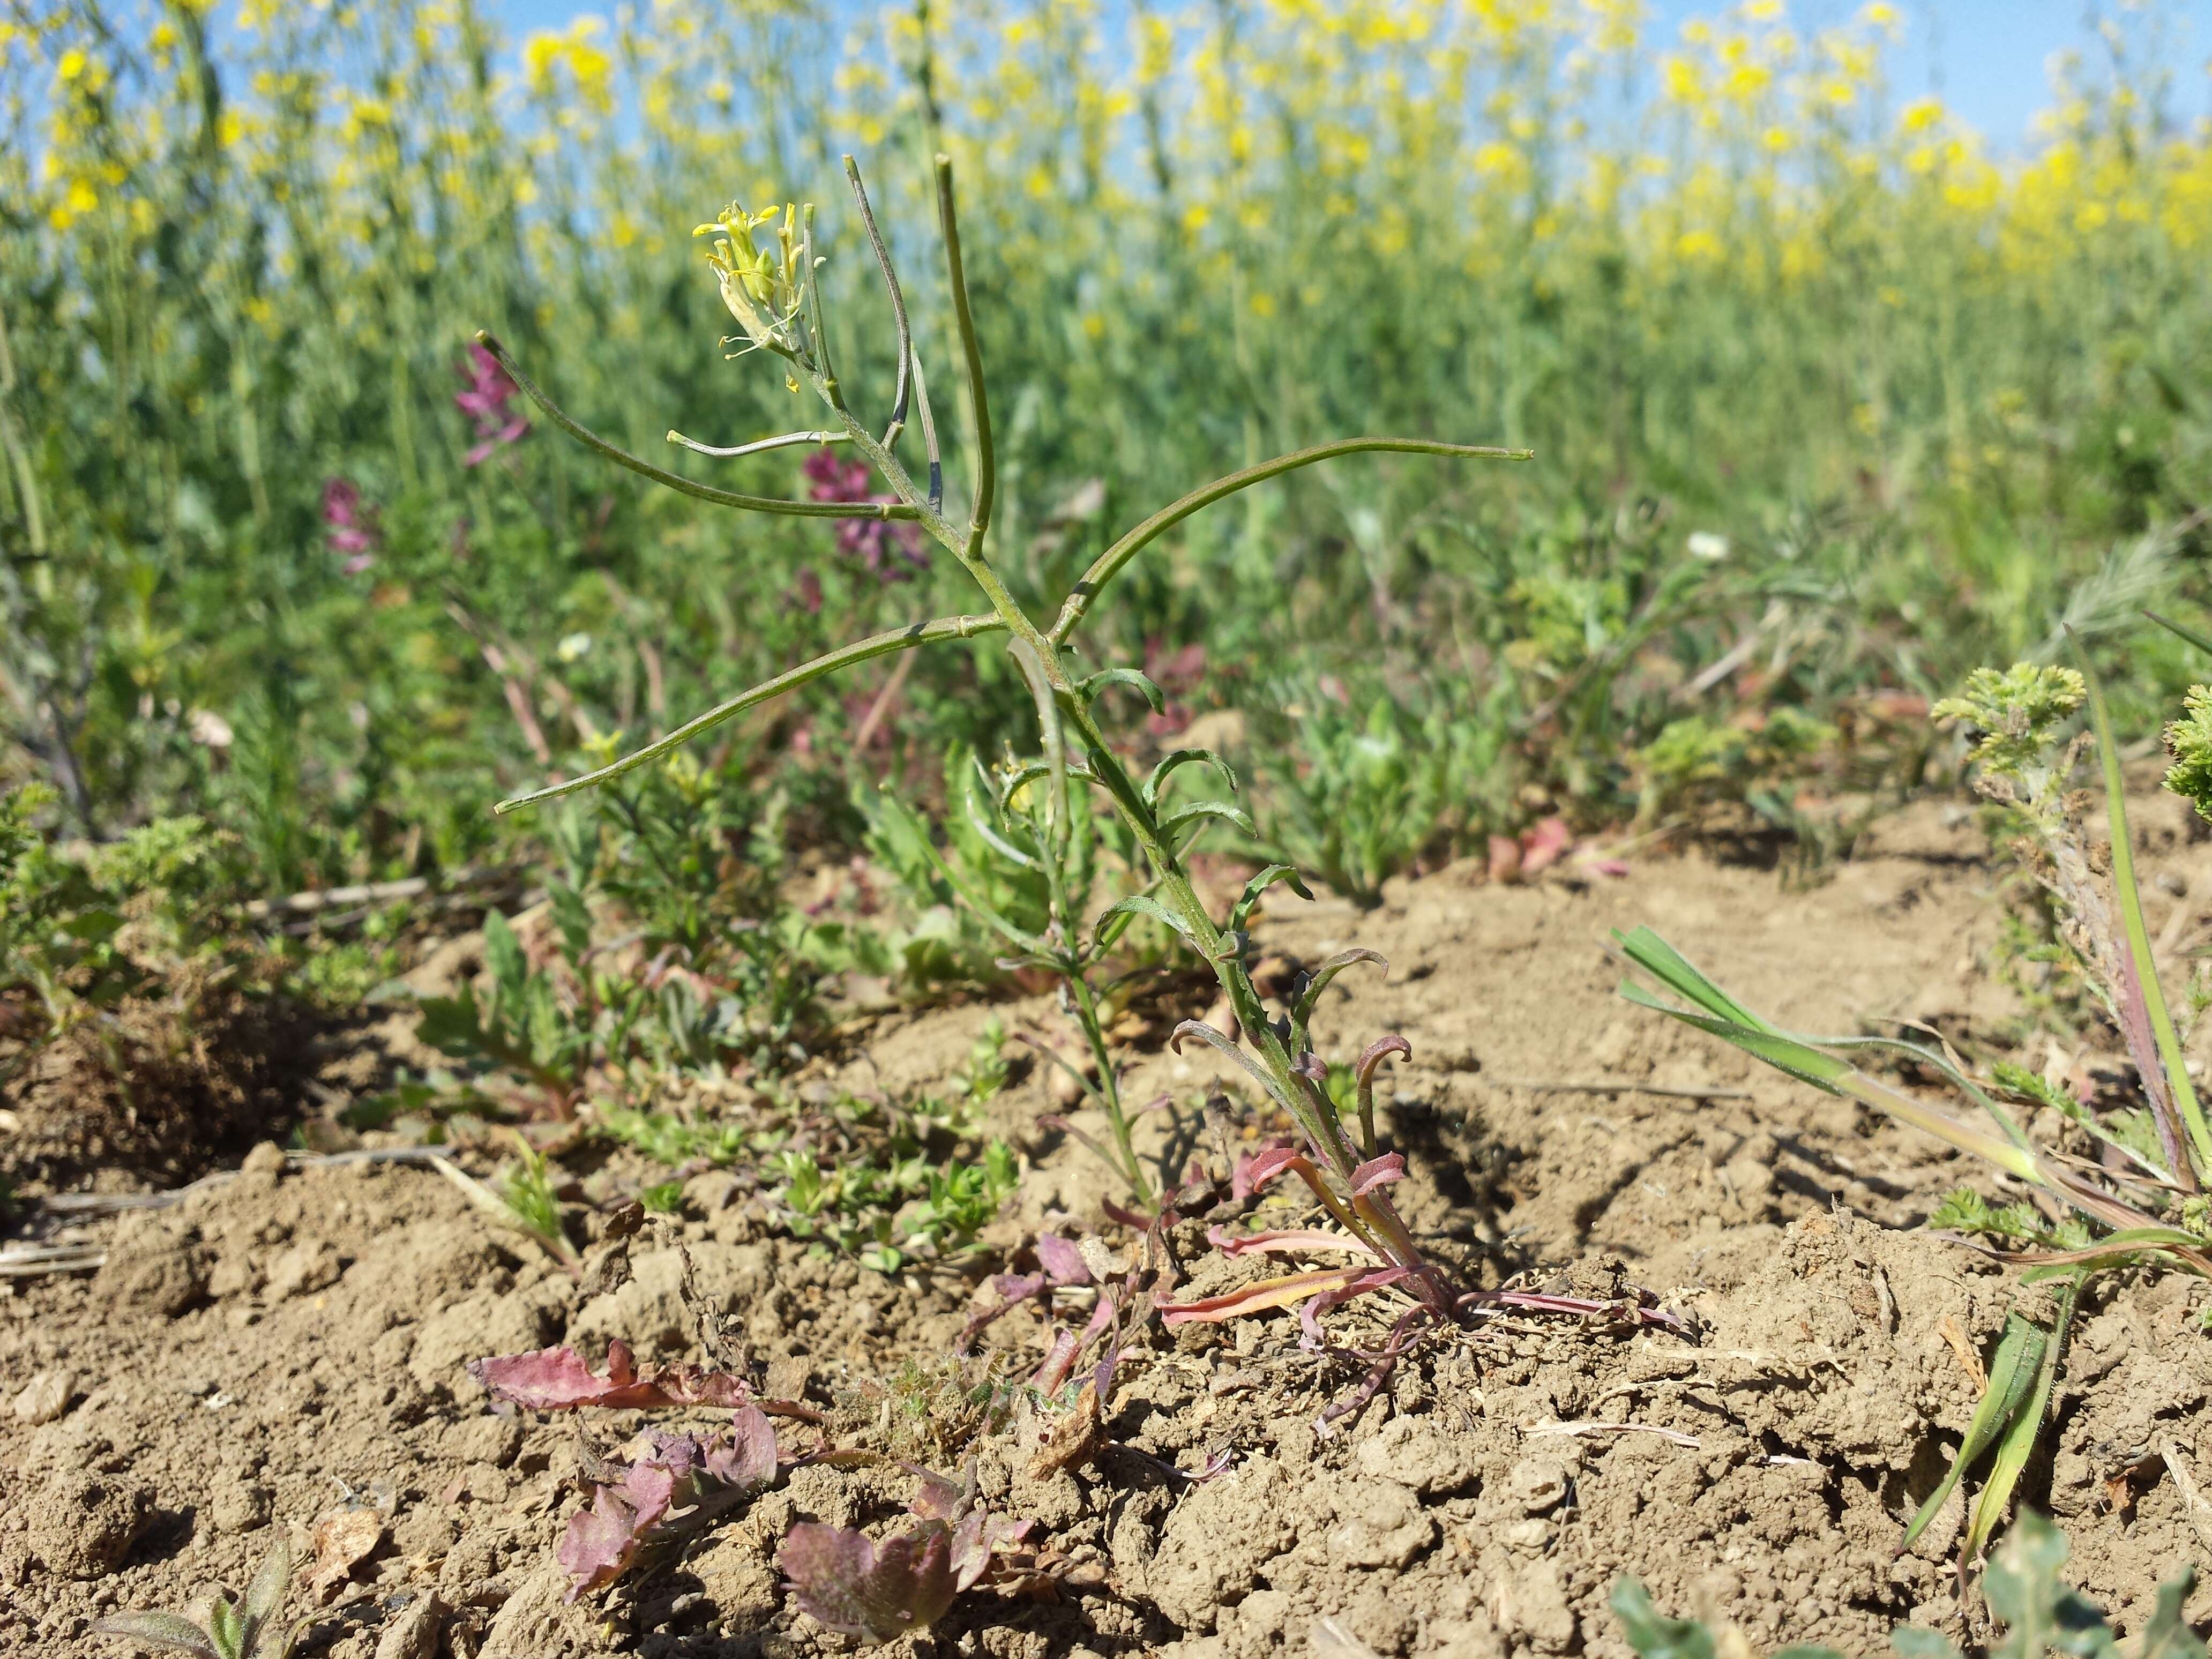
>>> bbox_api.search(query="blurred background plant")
[6,0,2211,910]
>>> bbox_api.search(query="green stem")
[933,155,995,555]
[1067,972,1149,1201]
[492,613,1006,813]
[2074,633,2212,1178]
[477,332,918,523]
[1048,437,1532,644]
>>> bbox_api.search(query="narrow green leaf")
[1228,864,1314,932]
[1159,799,1259,844]
[1607,1579,1716,1659]
[1964,1282,2080,1563]
[238,1539,293,1648]
[494,613,1007,813]
[1983,1509,2114,1659]
[476,332,926,523]
[1612,928,1777,1033]
[1291,948,1389,1055]
[1901,1312,2045,1549]
[1048,437,1533,645]
[1890,1631,1961,1659]
[2146,609,2212,658]
[1078,667,1165,714]
[1145,748,1238,809]
[958,774,1040,872]
[1616,983,1848,1093]
[1171,1017,1292,1104]
[1097,895,1228,960]
[2134,1565,2206,1659]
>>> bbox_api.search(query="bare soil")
[7,786,2212,1659]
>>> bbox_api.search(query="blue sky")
[485,0,2208,153]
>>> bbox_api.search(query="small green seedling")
[431,1132,580,1268]
[94,1538,301,1659]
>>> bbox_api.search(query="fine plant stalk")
[477,333,918,523]
[487,154,1529,1311]
[2071,633,2212,1174]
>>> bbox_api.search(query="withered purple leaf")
[555,1407,781,1601]
[780,1522,960,1644]
[467,1339,753,1411]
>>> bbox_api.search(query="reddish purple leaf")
[1033,1233,1092,1286]
[1031,1328,1081,1393]
[905,1464,972,1523]
[1206,1225,1380,1260]
[1520,816,1572,876]
[557,1461,677,1600]
[552,1413,781,1601]
[1354,1035,1412,1092]
[467,1340,752,1411]
[1349,1153,1407,1195]
[950,1508,1031,1593]
[1157,1264,1387,1326]
[780,1522,960,1642]
[1235,1145,1305,1196]
[684,1405,780,1491]
[1074,1282,1120,1353]
[1298,1267,1413,1343]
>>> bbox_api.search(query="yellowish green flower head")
[2164,686,2212,824]
[1931,663,2086,782]
[693,200,805,358]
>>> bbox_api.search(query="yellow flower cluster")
[693,202,809,357]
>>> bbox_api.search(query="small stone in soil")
[12,1367,76,1425]
[28,1471,153,1580]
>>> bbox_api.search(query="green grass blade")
[1901,1312,2045,1549]
[2071,634,2212,1178]
[1962,1281,2079,1563]
[2145,609,2212,657]
[1617,982,1847,1092]
[1829,1071,2044,1183]
[1613,928,1779,1032]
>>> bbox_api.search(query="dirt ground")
[8,784,2212,1659]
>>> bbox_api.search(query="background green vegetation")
[3,0,2209,897]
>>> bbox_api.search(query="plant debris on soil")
[7,787,2212,1659]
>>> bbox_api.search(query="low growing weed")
[477,150,1525,1332]
[1248,671,1513,907]
[1618,636,2212,1569]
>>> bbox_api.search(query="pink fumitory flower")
[323,477,382,575]
[803,449,929,581]
[455,342,531,467]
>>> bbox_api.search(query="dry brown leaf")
[311,1507,387,1601]
[1027,1379,1104,1481]
[1937,1313,1986,1389]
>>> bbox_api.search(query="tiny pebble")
[13,1368,76,1426]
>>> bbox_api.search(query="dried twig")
[1525,1418,1702,1448]
[1494,1078,1752,1101]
